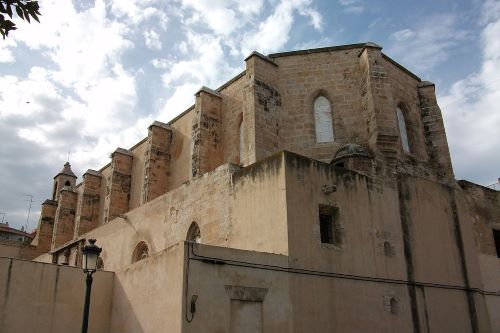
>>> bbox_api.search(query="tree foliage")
[0,0,40,39]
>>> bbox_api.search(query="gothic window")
[64,180,71,187]
[319,205,341,245]
[132,241,149,263]
[396,106,410,153]
[314,96,334,143]
[187,222,201,243]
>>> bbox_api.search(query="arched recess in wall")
[132,241,149,263]
[396,105,410,153]
[64,180,71,186]
[187,222,201,243]
[313,95,334,143]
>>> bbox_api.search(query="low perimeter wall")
[0,256,114,333]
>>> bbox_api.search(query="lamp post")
[81,239,102,333]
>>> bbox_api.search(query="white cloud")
[387,14,471,73]
[151,58,170,69]
[0,39,16,63]
[161,32,232,87]
[439,3,500,185]
[180,0,239,36]
[109,0,168,27]
[391,29,415,41]
[157,82,199,122]
[0,0,146,204]
[241,0,323,55]
[339,0,364,14]
[144,29,163,50]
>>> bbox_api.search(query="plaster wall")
[0,257,114,333]
[284,152,407,279]
[182,242,291,333]
[230,154,289,255]
[110,243,184,333]
[0,242,21,258]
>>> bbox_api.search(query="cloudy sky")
[1,0,499,231]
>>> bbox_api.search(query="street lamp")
[81,239,102,333]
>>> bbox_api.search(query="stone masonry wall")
[191,89,224,177]
[141,122,172,203]
[418,82,454,181]
[244,53,281,164]
[74,170,102,236]
[31,199,57,252]
[104,149,133,223]
[51,188,78,250]
[271,46,367,162]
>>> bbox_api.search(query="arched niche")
[187,222,201,243]
[132,241,149,263]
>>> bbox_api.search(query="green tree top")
[0,0,41,39]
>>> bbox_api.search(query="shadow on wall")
[110,277,145,333]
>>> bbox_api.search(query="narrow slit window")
[493,230,500,258]
[239,118,245,165]
[314,96,334,143]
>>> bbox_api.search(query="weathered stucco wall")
[183,242,291,333]
[81,165,234,271]
[110,243,184,333]
[0,242,21,258]
[230,153,289,255]
[283,151,493,332]
[0,257,114,333]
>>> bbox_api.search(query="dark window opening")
[52,181,58,200]
[493,230,500,258]
[390,297,398,314]
[64,180,71,186]
[319,205,340,245]
[384,241,395,257]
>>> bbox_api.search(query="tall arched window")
[132,241,149,263]
[396,106,410,153]
[314,96,334,143]
[187,222,201,243]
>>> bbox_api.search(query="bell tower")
[52,162,77,201]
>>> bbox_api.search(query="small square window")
[493,230,500,258]
[319,205,341,245]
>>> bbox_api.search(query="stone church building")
[1,42,499,333]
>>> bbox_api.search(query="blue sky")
[1,0,499,230]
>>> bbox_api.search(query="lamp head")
[82,239,102,274]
